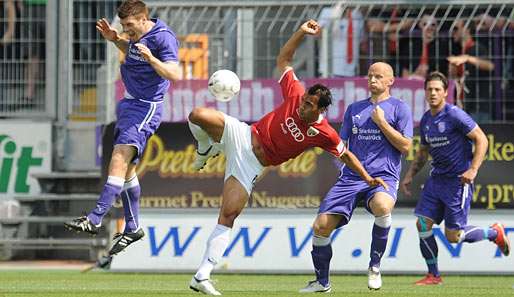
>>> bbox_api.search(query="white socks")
[188,120,211,152]
[312,235,331,246]
[374,213,392,228]
[195,224,231,280]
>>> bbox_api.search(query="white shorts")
[218,113,264,195]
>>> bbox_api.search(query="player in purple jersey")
[65,0,180,255]
[401,72,510,286]
[300,62,413,293]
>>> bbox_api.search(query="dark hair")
[424,71,448,90]
[117,0,149,19]
[307,84,332,109]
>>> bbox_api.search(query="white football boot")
[193,145,220,171]
[367,266,382,290]
[189,276,222,295]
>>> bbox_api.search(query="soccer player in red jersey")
[187,20,387,295]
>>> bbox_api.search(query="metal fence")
[1,0,514,123]
[0,0,47,117]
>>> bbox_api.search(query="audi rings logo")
[285,117,305,142]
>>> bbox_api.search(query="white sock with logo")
[188,120,211,153]
[195,224,231,280]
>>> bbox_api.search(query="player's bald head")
[368,62,394,78]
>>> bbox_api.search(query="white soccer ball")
[208,69,241,102]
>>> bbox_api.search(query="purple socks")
[87,176,124,226]
[120,175,141,233]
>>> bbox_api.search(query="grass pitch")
[0,270,512,296]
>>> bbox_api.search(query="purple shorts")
[414,176,472,230]
[114,98,163,164]
[318,175,399,228]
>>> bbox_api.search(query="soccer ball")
[208,69,241,102]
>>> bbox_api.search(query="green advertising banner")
[0,121,52,198]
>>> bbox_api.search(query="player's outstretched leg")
[188,120,220,171]
[491,223,510,256]
[458,224,510,256]
[193,145,220,171]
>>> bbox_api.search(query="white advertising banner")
[110,210,514,273]
[0,121,52,198]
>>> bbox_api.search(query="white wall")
[111,209,514,273]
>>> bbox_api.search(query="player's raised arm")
[276,19,320,74]
[96,18,129,54]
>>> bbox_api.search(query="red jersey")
[251,68,346,166]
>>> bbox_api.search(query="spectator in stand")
[19,0,46,109]
[318,4,365,77]
[448,20,495,121]
[1,0,16,46]
[366,6,414,75]
[398,14,449,80]
[0,0,21,112]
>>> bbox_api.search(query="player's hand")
[460,168,477,184]
[366,177,389,191]
[300,20,321,36]
[400,175,413,197]
[96,18,119,42]
[135,43,154,62]
[447,55,469,66]
[371,105,386,126]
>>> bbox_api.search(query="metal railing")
[0,0,48,118]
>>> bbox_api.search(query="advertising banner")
[0,121,52,198]
[103,123,514,210]
[115,77,455,124]
[110,210,514,273]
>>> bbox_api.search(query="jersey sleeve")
[323,129,347,157]
[339,104,352,141]
[157,30,179,62]
[395,101,414,139]
[278,68,305,102]
[452,106,477,135]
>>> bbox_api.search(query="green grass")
[0,271,512,296]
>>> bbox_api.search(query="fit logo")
[285,117,305,142]
[0,135,43,193]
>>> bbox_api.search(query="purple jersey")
[120,18,179,102]
[420,104,477,177]
[340,97,413,180]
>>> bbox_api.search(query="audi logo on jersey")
[285,117,305,142]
